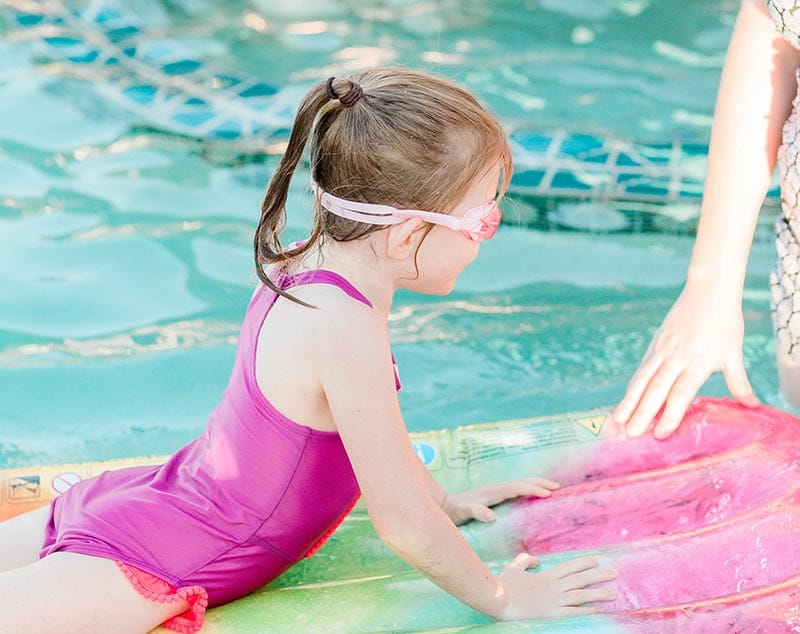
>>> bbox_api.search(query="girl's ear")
[385,218,428,261]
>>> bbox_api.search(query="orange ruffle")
[116,562,209,634]
[305,495,361,558]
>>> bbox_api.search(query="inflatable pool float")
[3,397,800,632]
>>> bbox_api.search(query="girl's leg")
[0,505,50,572]
[777,348,800,410]
[0,552,188,634]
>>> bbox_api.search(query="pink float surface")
[502,398,800,631]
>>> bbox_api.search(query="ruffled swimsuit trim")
[116,562,209,634]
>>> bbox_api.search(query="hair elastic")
[326,77,363,108]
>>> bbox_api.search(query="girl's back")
[40,270,372,606]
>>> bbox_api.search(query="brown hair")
[253,67,513,302]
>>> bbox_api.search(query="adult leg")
[0,505,50,572]
[0,552,188,634]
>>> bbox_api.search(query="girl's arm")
[315,303,615,620]
[614,0,800,438]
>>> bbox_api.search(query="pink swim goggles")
[311,181,502,242]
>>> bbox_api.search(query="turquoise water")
[0,0,779,468]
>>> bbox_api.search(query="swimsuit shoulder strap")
[279,269,373,308]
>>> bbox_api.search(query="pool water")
[0,0,780,468]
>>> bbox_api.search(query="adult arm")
[613,0,800,438]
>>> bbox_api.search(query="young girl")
[0,68,616,633]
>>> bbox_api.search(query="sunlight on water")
[0,0,779,468]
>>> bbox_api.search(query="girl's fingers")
[467,504,495,523]
[548,556,600,579]
[554,605,600,618]
[526,487,556,498]
[479,479,561,506]
[559,588,618,606]
[558,567,617,591]
[522,478,560,490]
[509,553,539,571]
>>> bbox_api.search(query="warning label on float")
[576,415,605,436]
[8,475,41,502]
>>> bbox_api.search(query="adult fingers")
[652,369,707,439]
[625,362,683,438]
[612,351,662,425]
[724,356,760,408]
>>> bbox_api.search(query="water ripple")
[0,319,239,367]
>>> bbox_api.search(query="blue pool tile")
[212,120,243,139]
[615,152,642,167]
[68,50,100,64]
[239,82,278,98]
[677,184,704,198]
[267,127,291,140]
[511,169,546,189]
[551,171,593,191]
[683,143,707,156]
[559,133,604,158]
[623,182,670,197]
[93,8,123,23]
[580,152,610,164]
[214,74,241,88]
[185,97,208,106]
[16,14,45,27]
[172,110,216,128]
[123,85,158,105]
[122,47,137,57]
[636,144,672,164]
[163,60,203,75]
[106,26,140,43]
[513,133,554,154]
[44,36,82,48]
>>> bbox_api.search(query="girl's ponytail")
[253,77,365,300]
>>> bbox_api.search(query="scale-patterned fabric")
[767,1,800,358]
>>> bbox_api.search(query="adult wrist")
[684,267,743,302]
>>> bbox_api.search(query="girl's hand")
[442,478,560,526]
[612,284,759,440]
[496,554,617,620]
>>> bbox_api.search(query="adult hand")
[612,285,759,439]
[442,478,560,526]
[496,554,617,620]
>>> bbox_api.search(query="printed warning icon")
[8,475,41,501]
[576,415,605,436]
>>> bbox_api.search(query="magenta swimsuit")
[40,270,399,631]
